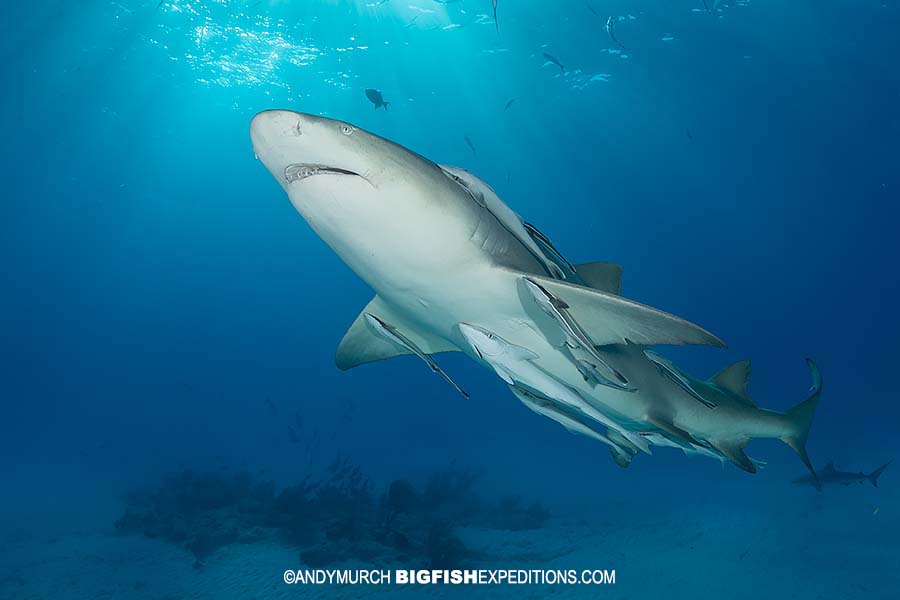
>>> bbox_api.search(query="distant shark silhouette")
[794,460,890,489]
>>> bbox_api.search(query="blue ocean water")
[1,1,899,598]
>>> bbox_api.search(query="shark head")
[250,110,470,277]
[250,109,446,198]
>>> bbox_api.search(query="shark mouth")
[284,163,360,184]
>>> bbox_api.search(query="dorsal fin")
[574,262,623,295]
[710,360,753,402]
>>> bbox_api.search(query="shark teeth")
[284,163,358,183]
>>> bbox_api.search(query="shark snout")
[250,110,302,151]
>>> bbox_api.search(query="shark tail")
[383,102,389,111]
[868,461,891,488]
[780,359,823,489]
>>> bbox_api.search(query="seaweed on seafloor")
[115,458,550,569]
[115,469,275,562]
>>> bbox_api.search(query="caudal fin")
[781,359,823,489]
[383,101,389,111]
[869,461,891,488]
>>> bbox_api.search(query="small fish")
[586,3,598,17]
[685,128,694,141]
[364,88,390,110]
[464,135,477,155]
[492,0,499,33]
[873,506,880,516]
[503,97,517,111]
[605,16,625,50]
[287,424,300,444]
[542,52,565,72]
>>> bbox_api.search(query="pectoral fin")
[518,274,725,348]
[335,295,461,369]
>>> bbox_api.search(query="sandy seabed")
[2,480,898,600]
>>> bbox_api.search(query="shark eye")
[340,124,354,136]
[487,333,494,340]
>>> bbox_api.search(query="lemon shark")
[574,339,822,481]
[793,461,890,489]
[249,110,818,478]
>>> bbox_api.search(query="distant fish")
[793,460,892,490]
[492,0,499,33]
[605,16,625,50]
[586,3,598,17]
[504,97,517,111]
[365,88,390,110]
[686,128,693,141]
[265,397,278,416]
[294,412,304,430]
[542,52,565,72]
[464,135,477,155]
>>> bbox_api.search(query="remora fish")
[794,461,891,489]
[364,88,390,110]
[509,384,619,448]
[458,323,650,454]
[522,276,630,390]
[364,313,469,398]
[250,110,726,469]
